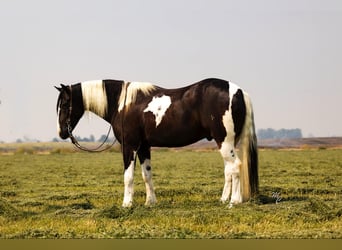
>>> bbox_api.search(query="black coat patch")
[231,89,246,143]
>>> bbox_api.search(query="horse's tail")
[239,92,258,201]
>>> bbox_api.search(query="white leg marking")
[143,95,171,127]
[230,157,242,205]
[141,159,157,206]
[220,142,242,207]
[221,160,232,203]
[123,161,135,207]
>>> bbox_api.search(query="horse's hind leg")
[219,141,242,207]
[138,146,157,206]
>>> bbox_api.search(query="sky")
[0,0,341,142]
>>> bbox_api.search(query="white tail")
[239,92,258,201]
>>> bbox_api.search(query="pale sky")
[0,0,341,142]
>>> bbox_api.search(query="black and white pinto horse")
[56,78,258,207]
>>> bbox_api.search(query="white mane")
[118,82,156,112]
[81,80,108,118]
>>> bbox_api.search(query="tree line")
[2,128,303,143]
[52,134,112,142]
[257,128,302,140]
[52,128,303,142]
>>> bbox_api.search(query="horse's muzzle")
[59,128,69,140]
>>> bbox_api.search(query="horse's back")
[142,78,243,147]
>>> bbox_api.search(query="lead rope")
[68,122,116,153]
[67,85,118,153]
[67,83,140,158]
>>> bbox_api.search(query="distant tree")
[98,134,107,142]
[73,135,96,142]
[89,134,95,142]
[75,135,83,141]
[257,128,302,139]
[258,128,276,139]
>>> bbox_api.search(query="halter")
[65,85,117,152]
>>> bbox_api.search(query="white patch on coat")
[228,82,240,98]
[221,81,241,141]
[118,82,156,112]
[81,80,108,118]
[219,81,243,206]
[143,95,172,127]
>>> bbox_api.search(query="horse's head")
[55,84,84,139]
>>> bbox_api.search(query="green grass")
[0,145,341,238]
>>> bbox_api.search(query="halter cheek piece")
[66,86,74,142]
[65,85,116,152]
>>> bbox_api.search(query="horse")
[55,78,258,207]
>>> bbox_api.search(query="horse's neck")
[97,81,122,123]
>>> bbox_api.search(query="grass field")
[0,143,341,238]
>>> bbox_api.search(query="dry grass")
[0,143,341,238]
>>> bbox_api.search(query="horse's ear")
[59,84,71,93]
[60,84,68,90]
[55,86,62,92]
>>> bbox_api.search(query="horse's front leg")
[138,146,157,206]
[122,146,136,207]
